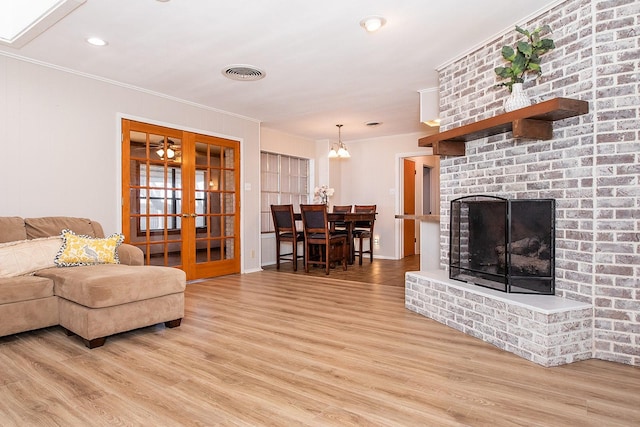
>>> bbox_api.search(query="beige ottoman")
[36,264,186,348]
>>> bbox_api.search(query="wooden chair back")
[270,204,303,270]
[331,205,352,232]
[353,205,376,265]
[271,204,297,235]
[332,205,352,214]
[354,205,376,229]
[300,204,328,237]
[300,204,347,274]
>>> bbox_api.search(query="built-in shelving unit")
[418,97,589,156]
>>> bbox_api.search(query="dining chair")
[300,204,347,275]
[270,204,304,271]
[353,205,376,265]
[330,205,352,234]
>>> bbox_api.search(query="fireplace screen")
[449,195,555,294]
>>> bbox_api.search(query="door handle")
[182,213,190,218]
[190,213,197,218]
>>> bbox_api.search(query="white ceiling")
[0,0,560,141]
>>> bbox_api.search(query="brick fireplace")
[407,0,639,366]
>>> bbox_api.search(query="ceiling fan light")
[166,147,175,159]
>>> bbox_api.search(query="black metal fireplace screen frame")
[449,195,555,295]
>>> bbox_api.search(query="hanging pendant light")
[328,124,350,158]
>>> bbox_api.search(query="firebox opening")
[449,195,555,295]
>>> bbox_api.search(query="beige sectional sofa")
[0,216,186,348]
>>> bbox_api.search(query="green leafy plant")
[494,25,555,92]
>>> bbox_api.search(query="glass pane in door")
[223,170,235,191]
[224,237,235,260]
[208,215,222,239]
[223,194,235,214]
[195,239,223,263]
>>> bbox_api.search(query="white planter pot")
[504,83,532,112]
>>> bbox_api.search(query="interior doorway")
[396,153,440,260]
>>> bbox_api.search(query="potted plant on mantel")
[494,25,555,112]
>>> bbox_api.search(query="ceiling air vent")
[222,64,266,81]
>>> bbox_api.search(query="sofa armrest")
[117,244,144,266]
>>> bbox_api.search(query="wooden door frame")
[118,115,242,279]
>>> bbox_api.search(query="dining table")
[294,211,377,264]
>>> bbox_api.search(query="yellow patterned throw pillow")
[54,229,124,267]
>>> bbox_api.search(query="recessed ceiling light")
[359,16,387,33]
[86,37,107,46]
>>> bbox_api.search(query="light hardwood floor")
[261,255,421,286]
[1,264,639,426]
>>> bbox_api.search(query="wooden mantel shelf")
[419,97,589,156]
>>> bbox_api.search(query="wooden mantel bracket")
[418,97,589,156]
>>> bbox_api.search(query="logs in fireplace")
[449,195,555,294]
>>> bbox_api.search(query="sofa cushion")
[0,237,62,277]
[0,275,54,304]
[0,217,27,243]
[54,229,123,267]
[25,217,98,239]
[36,265,186,309]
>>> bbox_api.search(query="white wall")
[260,127,317,159]
[0,54,262,273]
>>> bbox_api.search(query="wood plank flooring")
[261,255,421,286]
[1,264,639,426]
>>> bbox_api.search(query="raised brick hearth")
[405,271,593,367]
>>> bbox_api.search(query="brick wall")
[437,0,639,366]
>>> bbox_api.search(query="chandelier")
[328,124,350,158]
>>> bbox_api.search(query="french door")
[122,120,240,280]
